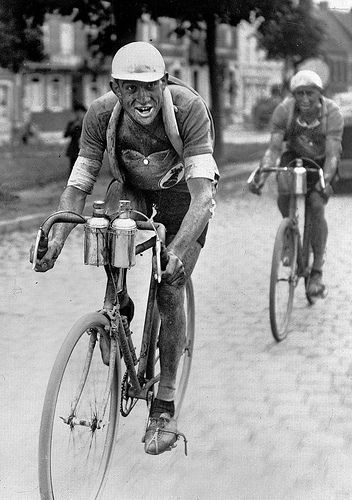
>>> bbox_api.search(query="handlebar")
[247,157,326,190]
[32,209,168,280]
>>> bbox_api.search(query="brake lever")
[247,166,261,184]
[319,169,326,190]
[155,239,162,283]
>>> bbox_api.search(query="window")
[193,69,199,92]
[61,23,75,55]
[0,84,9,118]
[47,75,65,111]
[25,75,45,112]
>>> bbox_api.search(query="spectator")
[64,102,87,174]
[21,112,40,145]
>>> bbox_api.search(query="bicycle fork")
[60,325,118,432]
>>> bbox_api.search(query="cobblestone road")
[2,175,352,500]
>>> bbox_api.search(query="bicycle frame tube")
[136,270,158,381]
[301,197,313,276]
[100,237,162,400]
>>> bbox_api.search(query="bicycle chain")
[120,369,138,417]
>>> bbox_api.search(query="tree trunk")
[205,13,224,162]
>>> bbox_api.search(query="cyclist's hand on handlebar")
[249,171,266,196]
[163,250,186,286]
[30,241,61,272]
[315,180,334,202]
[153,249,186,287]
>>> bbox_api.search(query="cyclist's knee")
[157,282,184,313]
[277,194,290,217]
[308,191,326,216]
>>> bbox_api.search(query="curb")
[1,161,258,237]
[0,213,48,235]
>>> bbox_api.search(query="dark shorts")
[279,151,325,190]
[105,180,208,247]
[142,188,208,247]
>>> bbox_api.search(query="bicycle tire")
[38,312,121,500]
[146,278,195,419]
[269,218,298,342]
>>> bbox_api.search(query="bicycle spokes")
[270,221,297,342]
[47,323,119,499]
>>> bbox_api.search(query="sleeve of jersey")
[179,96,218,180]
[271,103,289,135]
[180,96,213,158]
[67,157,102,194]
[78,104,107,162]
[184,154,219,181]
[326,105,344,142]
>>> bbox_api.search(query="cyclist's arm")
[323,137,341,184]
[322,102,343,185]
[51,185,88,250]
[32,185,88,272]
[260,131,284,174]
[167,177,214,262]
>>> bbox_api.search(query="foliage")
[0,0,45,72]
[252,97,277,130]
[256,0,326,66]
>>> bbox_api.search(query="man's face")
[112,78,166,126]
[293,86,321,114]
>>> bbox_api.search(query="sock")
[150,398,175,418]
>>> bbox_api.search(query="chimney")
[319,1,329,10]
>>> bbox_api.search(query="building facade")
[0,4,350,143]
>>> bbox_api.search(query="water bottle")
[293,159,307,195]
[110,200,137,269]
[84,201,109,266]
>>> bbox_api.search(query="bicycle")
[33,200,194,500]
[248,158,326,342]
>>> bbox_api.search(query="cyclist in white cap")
[249,69,343,297]
[32,41,219,455]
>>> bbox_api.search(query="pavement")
[3,176,352,499]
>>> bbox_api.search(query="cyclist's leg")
[306,189,328,294]
[155,240,201,406]
[277,194,290,218]
[277,151,295,218]
[307,190,328,270]
[144,229,204,454]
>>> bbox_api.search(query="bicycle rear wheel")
[269,218,298,342]
[146,278,195,419]
[38,312,121,500]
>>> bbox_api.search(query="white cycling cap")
[290,70,323,92]
[111,42,166,82]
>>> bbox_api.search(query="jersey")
[271,96,344,160]
[67,79,218,241]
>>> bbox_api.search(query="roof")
[317,5,352,54]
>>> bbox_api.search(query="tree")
[143,0,300,159]
[4,0,325,158]
[256,0,326,89]
[0,0,45,72]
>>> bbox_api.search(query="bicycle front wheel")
[269,218,298,342]
[38,312,121,500]
[146,278,195,419]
